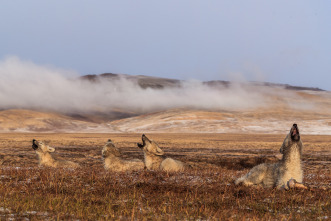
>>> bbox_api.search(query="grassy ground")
[0,133,330,220]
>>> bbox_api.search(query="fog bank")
[0,56,293,114]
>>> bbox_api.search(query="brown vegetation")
[0,133,330,220]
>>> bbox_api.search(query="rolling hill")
[1,74,330,134]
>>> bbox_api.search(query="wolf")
[32,139,80,168]
[137,134,188,172]
[235,124,305,189]
[102,139,144,172]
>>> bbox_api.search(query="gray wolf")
[137,134,187,172]
[235,124,305,189]
[102,139,144,172]
[32,139,80,168]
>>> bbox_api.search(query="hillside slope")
[0,109,112,133]
[110,106,331,134]
[1,74,330,134]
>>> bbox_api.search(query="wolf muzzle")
[32,139,38,150]
[290,124,300,141]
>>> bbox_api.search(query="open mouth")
[137,134,146,148]
[291,124,300,141]
[32,139,39,150]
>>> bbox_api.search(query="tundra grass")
[0,133,330,220]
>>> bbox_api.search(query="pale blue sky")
[1,1,330,90]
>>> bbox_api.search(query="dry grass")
[0,133,330,220]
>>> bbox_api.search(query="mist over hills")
[81,73,325,92]
[81,73,182,89]
[1,72,330,134]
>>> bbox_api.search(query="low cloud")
[0,56,287,115]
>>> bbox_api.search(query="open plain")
[0,133,330,220]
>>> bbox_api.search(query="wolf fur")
[235,124,304,189]
[32,139,80,168]
[137,134,187,172]
[102,139,144,172]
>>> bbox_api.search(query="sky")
[0,1,330,90]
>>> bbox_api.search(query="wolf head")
[137,134,164,156]
[290,123,300,142]
[32,139,55,153]
[280,124,302,154]
[102,139,121,158]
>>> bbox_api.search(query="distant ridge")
[81,73,181,89]
[253,82,325,92]
[81,73,325,91]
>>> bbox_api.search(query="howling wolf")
[102,139,144,172]
[137,134,188,172]
[32,139,80,168]
[235,124,305,189]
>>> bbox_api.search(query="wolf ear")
[47,146,55,152]
[142,134,151,143]
[155,146,164,156]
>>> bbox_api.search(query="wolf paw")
[287,178,308,190]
